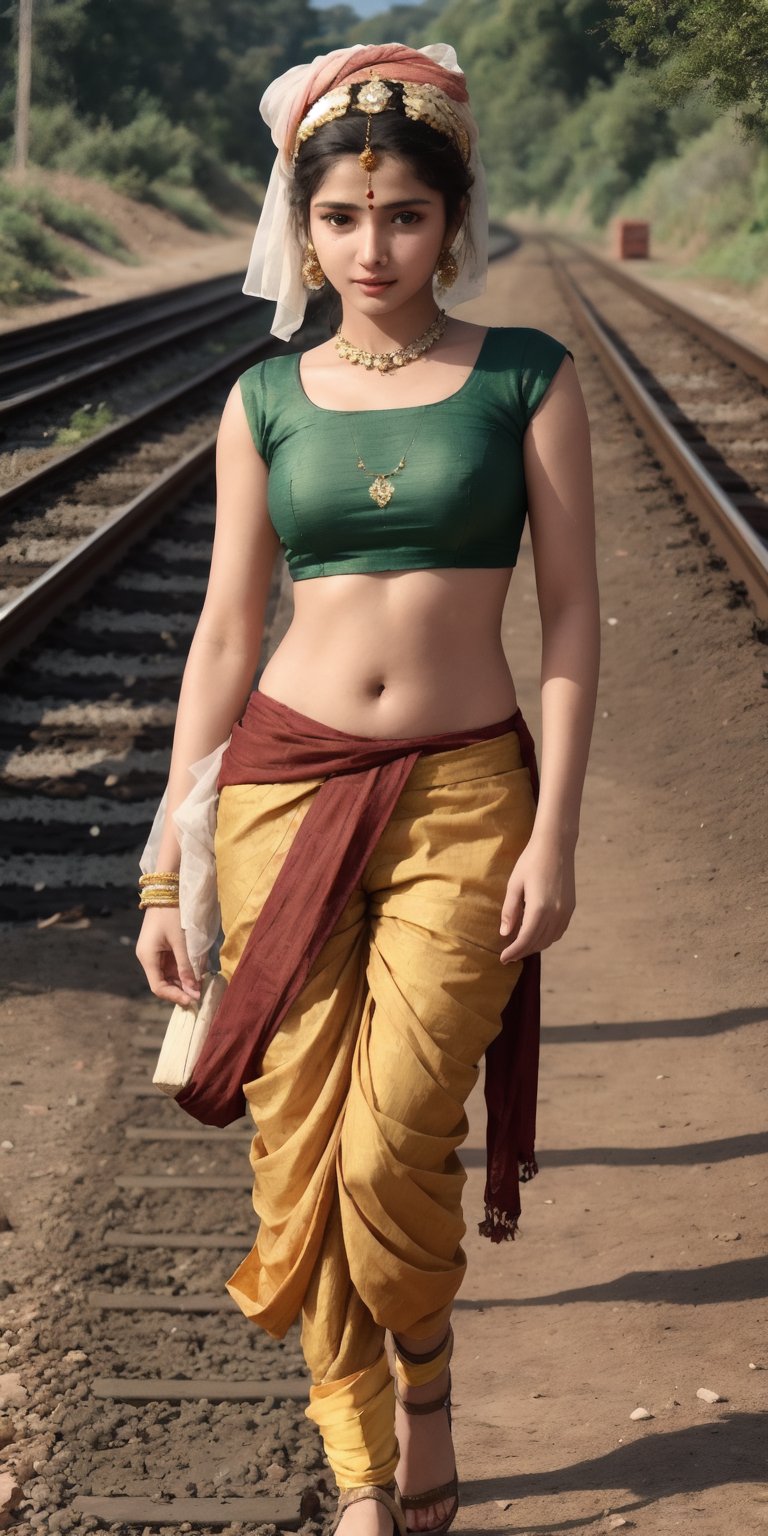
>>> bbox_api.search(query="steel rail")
[0,435,216,669]
[0,331,275,517]
[0,268,245,373]
[0,290,255,423]
[545,242,768,621]
[548,231,768,390]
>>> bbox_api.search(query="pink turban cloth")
[285,43,470,158]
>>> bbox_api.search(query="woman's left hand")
[499,833,576,962]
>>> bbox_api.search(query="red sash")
[176,688,541,1242]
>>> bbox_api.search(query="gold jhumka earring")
[301,242,326,289]
[434,246,459,291]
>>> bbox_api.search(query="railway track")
[0,489,295,922]
[0,270,247,391]
[18,1019,329,1532]
[70,1059,322,1532]
[0,283,277,624]
[0,345,266,651]
[541,233,768,622]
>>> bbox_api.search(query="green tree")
[386,0,627,212]
[605,0,768,136]
[349,0,450,46]
[304,4,360,50]
[0,0,321,177]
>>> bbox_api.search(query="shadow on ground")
[455,1255,768,1309]
[461,1131,768,1168]
[462,1412,766,1532]
[542,1007,765,1042]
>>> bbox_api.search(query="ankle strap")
[391,1325,453,1387]
[335,1482,407,1536]
[393,1372,451,1415]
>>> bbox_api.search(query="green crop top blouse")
[238,325,573,581]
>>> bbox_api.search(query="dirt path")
[453,240,767,1536]
[1,237,766,1535]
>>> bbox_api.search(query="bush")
[60,105,202,191]
[28,103,89,167]
[21,101,259,226]
[0,247,60,303]
[617,116,759,237]
[18,184,132,260]
[543,71,678,226]
[611,114,768,285]
[0,190,93,304]
[0,177,123,305]
[1,199,67,274]
[695,226,768,285]
[191,152,261,220]
[143,182,226,232]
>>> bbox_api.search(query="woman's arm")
[500,355,600,961]
[136,381,281,1002]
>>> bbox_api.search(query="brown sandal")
[391,1329,459,1536]
[332,1480,408,1536]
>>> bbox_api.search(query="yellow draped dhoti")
[214,728,536,1487]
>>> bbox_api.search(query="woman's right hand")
[136,906,202,1008]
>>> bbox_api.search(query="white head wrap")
[242,41,489,341]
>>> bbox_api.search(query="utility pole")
[14,0,33,176]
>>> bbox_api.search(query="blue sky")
[312,0,418,14]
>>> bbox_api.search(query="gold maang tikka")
[360,113,376,202]
[355,74,394,203]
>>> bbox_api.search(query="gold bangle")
[139,871,180,886]
[139,895,180,909]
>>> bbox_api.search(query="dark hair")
[290,81,474,252]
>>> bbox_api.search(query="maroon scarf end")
[175,1076,246,1127]
[478,1205,520,1243]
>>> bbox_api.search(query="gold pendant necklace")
[335,309,447,374]
[350,413,425,507]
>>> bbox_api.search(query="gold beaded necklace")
[335,308,447,374]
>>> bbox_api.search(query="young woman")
[136,40,599,1536]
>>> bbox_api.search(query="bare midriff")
[257,564,518,739]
